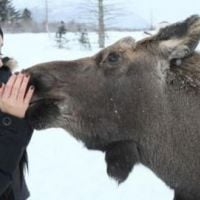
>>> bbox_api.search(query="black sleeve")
[0,112,33,196]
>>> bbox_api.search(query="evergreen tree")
[21,8,32,22]
[20,8,33,32]
[80,0,123,48]
[0,0,20,23]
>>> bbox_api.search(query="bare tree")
[98,0,105,48]
[79,0,125,48]
[45,0,49,33]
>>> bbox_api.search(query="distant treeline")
[1,0,152,34]
[2,20,151,33]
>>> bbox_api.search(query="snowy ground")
[3,31,174,200]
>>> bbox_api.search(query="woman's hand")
[0,59,3,67]
[0,73,34,118]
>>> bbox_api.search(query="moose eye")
[107,52,120,63]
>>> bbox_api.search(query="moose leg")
[155,15,200,60]
[105,140,139,183]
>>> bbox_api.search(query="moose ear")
[156,15,200,61]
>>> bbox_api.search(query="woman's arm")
[0,113,33,196]
[0,73,34,195]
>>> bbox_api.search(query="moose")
[25,15,200,200]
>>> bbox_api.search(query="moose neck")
[138,53,200,138]
[138,53,200,170]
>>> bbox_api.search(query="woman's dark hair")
[0,26,3,38]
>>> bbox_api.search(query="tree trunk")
[98,0,105,48]
[45,0,49,34]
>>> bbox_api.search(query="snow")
[3,31,174,200]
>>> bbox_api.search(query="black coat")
[0,65,33,200]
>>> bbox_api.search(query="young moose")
[26,15,200,200]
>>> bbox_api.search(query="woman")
[0,27,34,199]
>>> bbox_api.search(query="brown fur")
[169,53,200,89]
[25,15,200,200]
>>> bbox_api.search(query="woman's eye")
[107,52,120,63]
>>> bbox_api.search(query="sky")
[11,0,200,27]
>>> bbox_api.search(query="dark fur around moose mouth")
[25,15,200,200]
[27,98,61,130]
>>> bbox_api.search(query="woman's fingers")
[0,73,34,103]
[0,83,5,98]
[0,73,34,118]
[11,73,24,99]
[24,86,34,104]
[2,74,17,99]
[1,73,31,101]
[0,59,3,67]
[17,75,30,102]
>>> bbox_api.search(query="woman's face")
[0,35,3,67]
